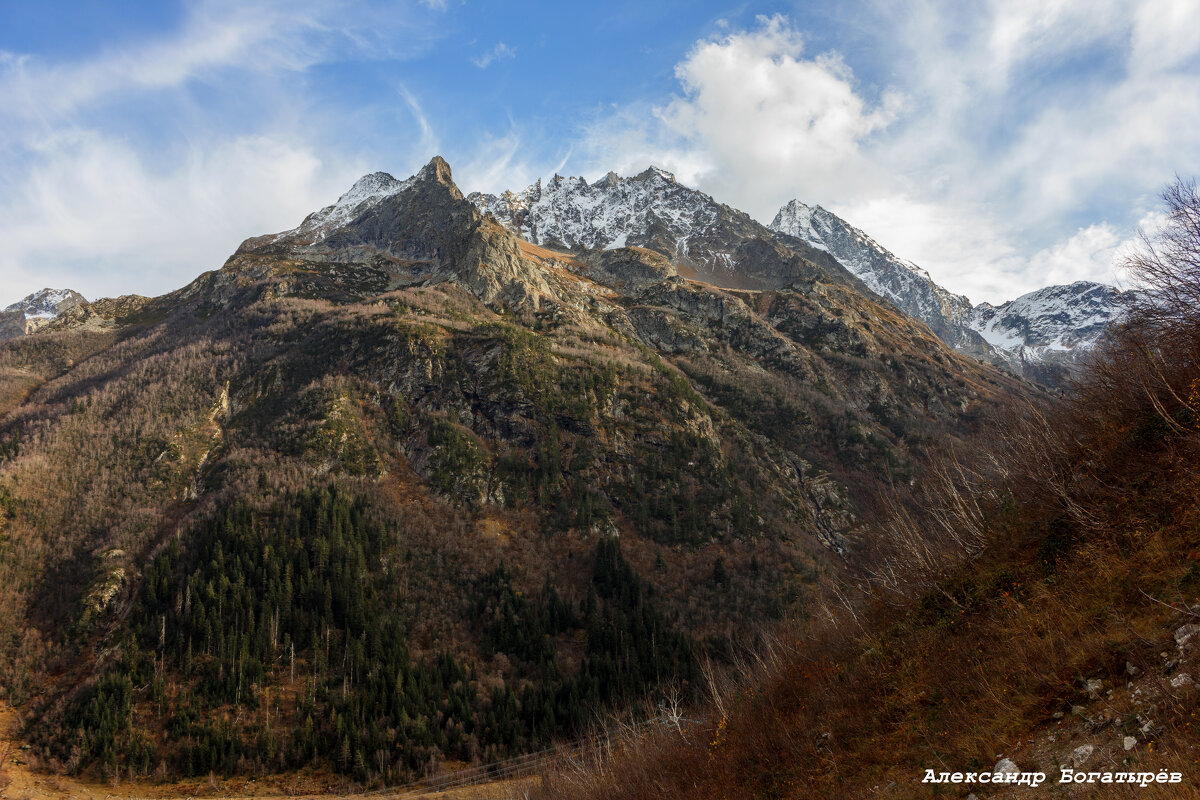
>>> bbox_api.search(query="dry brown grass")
[523,179,1200,800]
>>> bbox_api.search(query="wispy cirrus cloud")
[0,0,447,302]
[471,42,516,69]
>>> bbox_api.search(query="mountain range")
[2,153,1158,792]
[6,165,1134,387]
[470,170,1137,385]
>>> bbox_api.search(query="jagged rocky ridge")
[466,167,866,294]
[466,169,1133,385]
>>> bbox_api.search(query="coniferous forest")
[33,487,699,783]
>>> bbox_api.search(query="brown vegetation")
[528,179,1200,799]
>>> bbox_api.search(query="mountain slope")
[0,156,1024,786]
[532,197,1200,800]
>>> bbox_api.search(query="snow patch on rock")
[4,288,87,320]
[274,171,413,244]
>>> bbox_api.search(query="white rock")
[1086,678,1104,699]
[1071,744,1095,766]
[1175,624,1200,649]
[994,757,1020,775]
[1170,672,1193,688]
[1124,736,1137,751]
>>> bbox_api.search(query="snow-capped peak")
[274,171,413,243]
[770,199,975,346]
[336,171,408,209]
[4,288,87,320]
[634,165,678,184]
[966,281,1136,355]
[467,167,734,269]
[770,196,1134,381]
[771,200,828,252]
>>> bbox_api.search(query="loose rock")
[1071,744,1095,767]
[1175,624,1200,649]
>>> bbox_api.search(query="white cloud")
[578,6,1200,303]
[1024,223,1124,287]
[573,103,715,188]
[0,131,364,301]
[651,14,903,219]
[471,42,516,69]
[0,0,446,306]
[0,1,380,122]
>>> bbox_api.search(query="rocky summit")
[0,288,87,340]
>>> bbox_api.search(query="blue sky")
[2,0,1200,306]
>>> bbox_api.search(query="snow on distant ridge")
[468,167,749,273]
[273,171,413,244]
[769,198,1132,378]
[770,200,980,350]
[4,288,86,319]
[967,281,1135,357]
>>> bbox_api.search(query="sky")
[2,0,1199,307]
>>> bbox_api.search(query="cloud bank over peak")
[575,4,1200,303]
